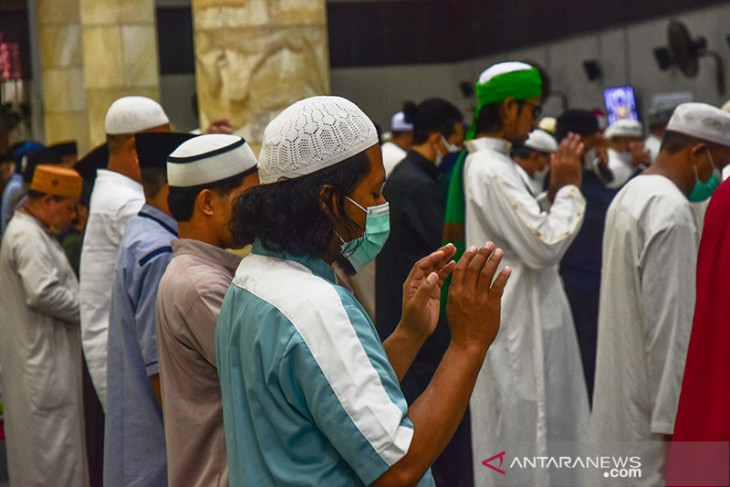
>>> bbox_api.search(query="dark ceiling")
[327,0,729,67]
[1,0,728,77]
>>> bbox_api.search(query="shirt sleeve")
[277,293,414,485]
[467,166,586,269]
[639,222,697,435]
[13,228,79,323]
[135,248,174,376]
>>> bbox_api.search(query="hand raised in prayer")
[398,243,458,342]
[446,242,510,351]
[548,132,584,202]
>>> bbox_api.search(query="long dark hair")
[231,151,371,257]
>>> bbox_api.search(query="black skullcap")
[555,109,600,142]
[135,132,197,170]
[75,143,109,185]
[49,140,78,158]
[23,148,62,181]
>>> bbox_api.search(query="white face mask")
[440,134,462,154]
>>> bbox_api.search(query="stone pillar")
[192,0,330,153]
[37,0,88,151]
[79,0,161,148]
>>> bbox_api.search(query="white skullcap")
[538,116,557,134]
[167,134,257,188]
[722,100,730,113]
[667,102,730,147]
[524,129,558,153]
[605,119,643,139]
[105,96,170,135]
[258,96,379,185]
[391,111,413,132]
[478,61,534,84]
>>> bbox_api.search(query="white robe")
[463,137,589,486]
[79,169,144,408]
[381,141,407,177]
[592,175,697,486]
[0,212,88,487]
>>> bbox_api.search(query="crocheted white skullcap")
[258,96,379,185]
[105,96,169,135]
[167,134,257,188]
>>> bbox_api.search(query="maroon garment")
[666,179,730,486]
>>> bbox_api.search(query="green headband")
[467,68,543,140]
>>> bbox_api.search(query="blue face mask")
[689,148,721,202]
[338,196,390,272]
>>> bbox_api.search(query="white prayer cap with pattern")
[258,96,379,185]
[167,134,257,188]
[605,119,643,139]
[524,129,558,153]
[104,96,170,135]
[667,102,730,147]
[391,111,413,132]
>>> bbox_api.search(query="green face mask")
[338,197,390,272]
[689,148,721,202]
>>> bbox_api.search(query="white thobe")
[381,141,407,177]
[79,169,144,408]
[463,137,589,486]
[592,175,697,486]
[0,212,89,487]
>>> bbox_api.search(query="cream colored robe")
[0,212,88,487]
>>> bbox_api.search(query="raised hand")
[446,242,511,352]
[548,132,584,201]
[399,243,458,341]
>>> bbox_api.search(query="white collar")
[465,137,512,155]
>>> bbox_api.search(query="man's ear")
[319,184,340,217]
[125,135,138,159]
[689,143,708,164]
[196,188,216,217]
[41,193,56,211]
[500,97,519,121]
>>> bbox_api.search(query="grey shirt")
[156,238,241,487]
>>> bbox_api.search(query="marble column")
[192,0,330,153]
[38,0,89,151]
[79,0,161,148]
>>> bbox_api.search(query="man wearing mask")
[604,119,650,189]
[216,95,511,486]
[511,128,557,197]
[592,103,730,486]
[443,62,589,486]
[375,97,465,485]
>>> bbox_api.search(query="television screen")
[604,86,638,126]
